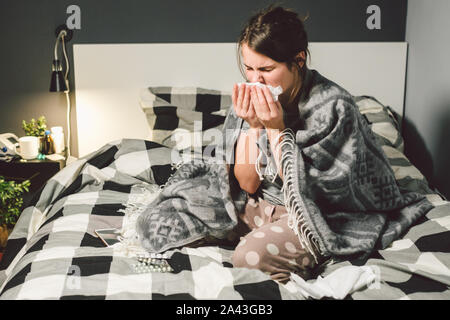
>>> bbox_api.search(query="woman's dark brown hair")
[237,5,310,104]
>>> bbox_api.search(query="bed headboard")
[73,42,407,157]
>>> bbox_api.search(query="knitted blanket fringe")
[275,129,322,263]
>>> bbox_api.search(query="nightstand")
[0,157,65,259]
[0,157,66,207]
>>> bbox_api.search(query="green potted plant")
[22,116,47,137]
[0,176,30,253]
[22,116,48,154]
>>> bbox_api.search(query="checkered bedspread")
[0,139,301,299]
[0,138,448,300]
[0,90,449,300]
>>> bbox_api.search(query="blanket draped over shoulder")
[219,68,434,263]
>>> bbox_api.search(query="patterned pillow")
[354,96,439,200]
[139,87,231,152]
[354,95,404,151]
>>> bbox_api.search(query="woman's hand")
[251,86,286,179]
[232,84,263,129]
[250,86,285,131]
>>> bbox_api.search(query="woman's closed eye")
[246,67,274,73]
[244,64,275,73]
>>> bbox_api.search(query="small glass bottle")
[42,130,55,155]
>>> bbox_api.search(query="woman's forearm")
[234,128,262,194]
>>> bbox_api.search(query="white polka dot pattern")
[270,226,284,233]
[264,206,273,216]
[302,256,310,266]
[266,243,279,255]
[254,216,264,227]
[237,238,247,247]
[247,198,258,207]
[253,232,266,238]
[245,251,260,266]
[285,242,297,253]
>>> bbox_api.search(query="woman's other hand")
[251,86,285,131]
[232,84,263,129]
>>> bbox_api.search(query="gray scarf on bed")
[219,68,434,263]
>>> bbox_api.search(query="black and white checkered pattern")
[140,87,231,153]
[0,139,299,299]
[0,91,448,300]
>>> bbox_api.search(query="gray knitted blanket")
[220,68,434,263]
[136,157,243,253]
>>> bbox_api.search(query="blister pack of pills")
[132,253,174,274]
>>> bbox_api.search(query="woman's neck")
[280,90,301,113]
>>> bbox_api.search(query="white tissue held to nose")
[238,82,283,101]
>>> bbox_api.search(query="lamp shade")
[49,59,67,92]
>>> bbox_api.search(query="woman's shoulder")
[309,69,354,102]
[295,69,361,127]
[300,69,357,116]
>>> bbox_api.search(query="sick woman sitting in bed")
[222,6,431,283]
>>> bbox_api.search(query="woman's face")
[241,43,303,104]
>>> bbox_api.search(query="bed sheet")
[0,139,299,299]
[0,138,448,300]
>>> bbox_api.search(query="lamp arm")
[53,30,67,61]
[59,32,72,158]
[65,91,71,158]
[61,34,70,92]
[61,33,71,157]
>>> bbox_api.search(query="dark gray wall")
[0,0,407,160]
[404,0,450,199]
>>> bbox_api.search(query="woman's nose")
[250,71,264,83]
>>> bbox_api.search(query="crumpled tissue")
[238,82,283,101]
[288,265,379,300]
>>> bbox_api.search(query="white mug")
[15,136,40,160]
